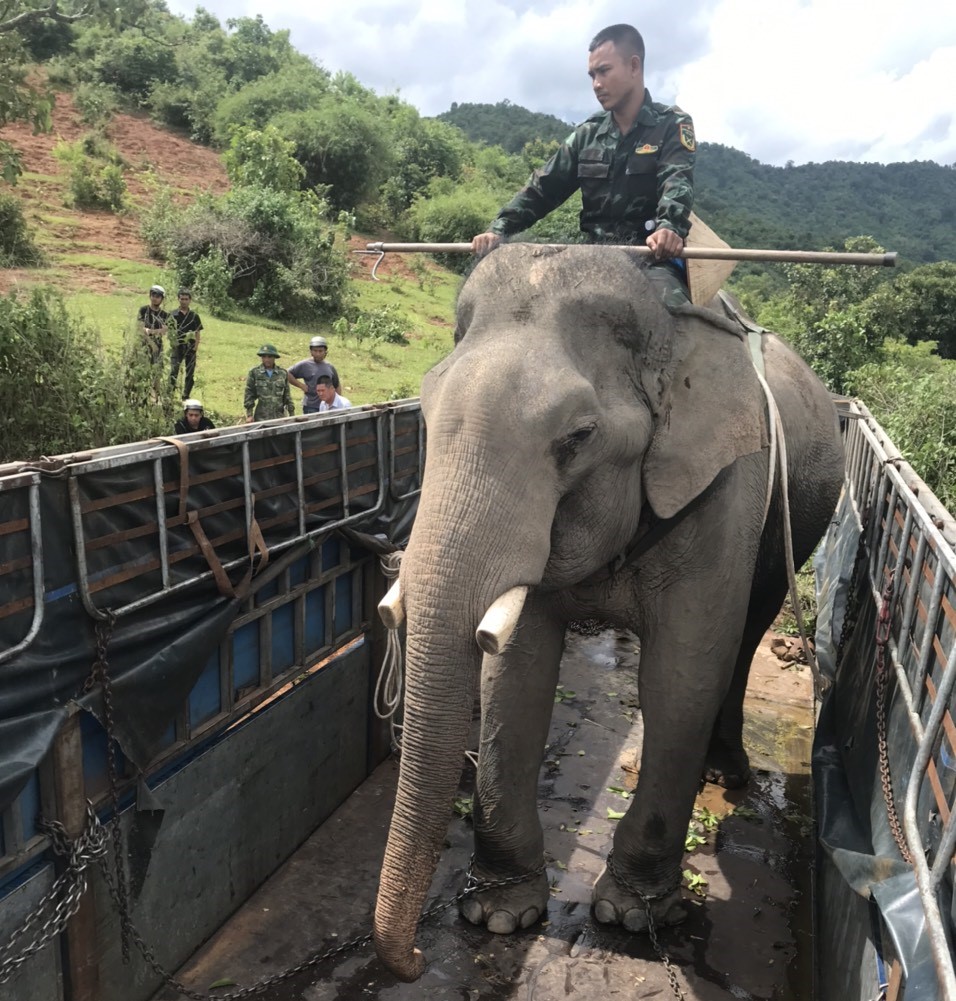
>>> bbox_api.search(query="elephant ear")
[642,311,768,519]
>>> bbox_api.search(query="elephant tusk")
[475,586,529,655]
[378,580,405,630]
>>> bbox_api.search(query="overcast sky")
[166,0,956,167]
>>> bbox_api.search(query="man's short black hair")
[589,24,645,63]
[316,375,334,387]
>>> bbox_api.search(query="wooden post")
[51,708,100,1001]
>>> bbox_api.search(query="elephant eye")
[554,424,596,466]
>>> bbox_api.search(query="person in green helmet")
[244,344,294,422]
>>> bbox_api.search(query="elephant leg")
[460,593,565,934]
[704,576,789,788]
[593,559,756,930]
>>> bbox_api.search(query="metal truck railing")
[838,399,956,1000]
[0,401,423,887]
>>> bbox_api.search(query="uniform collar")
[595,89,657,139]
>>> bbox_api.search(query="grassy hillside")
[0,91,458,425]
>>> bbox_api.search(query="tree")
[862,262,956,360]
[223,124,304,193]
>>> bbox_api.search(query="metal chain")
[93,855,547,1000]
[874,571,913,864]
[0,804,109,986]
[605,850,686,1001]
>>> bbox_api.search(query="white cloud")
[165,0,956,165]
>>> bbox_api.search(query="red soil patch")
[0,90,228,294]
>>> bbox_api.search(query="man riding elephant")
[472,23,696,308]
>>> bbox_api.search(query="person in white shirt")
[316,375,351,411]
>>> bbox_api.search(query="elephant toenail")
[593,899,617,924]
[623,907,646,932]
[519,907,540,929]
[460,898,484,925]
[487,910,518,934]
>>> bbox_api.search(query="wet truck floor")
[157,628,816,1001]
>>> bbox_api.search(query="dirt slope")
[0,89,229,293]
[1,90,431,294]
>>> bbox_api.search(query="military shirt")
[489,90,695,243]
[244,365,294,421]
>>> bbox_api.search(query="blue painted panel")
[334,573,353,635]
[321,536,341,571]
[305,585,326,654]
[233,620,260,695]
[19,772,40,842]
[289,554,307,587]
[156,721,176,751]
[256,578,279,602]
[189,650,222,728]
[271,603,295,675]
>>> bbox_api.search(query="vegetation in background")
[53,133,128,211]
[0,287,176,460]
[0,191,45,266]
[437,100,572,153]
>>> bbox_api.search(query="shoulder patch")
[679,122,696,152]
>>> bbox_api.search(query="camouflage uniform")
[489,91,695,306]
[244,365,294,421]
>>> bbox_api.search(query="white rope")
[374,551,405,750]
[752,355,829,697]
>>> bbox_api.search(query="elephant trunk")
[373,473,550,980]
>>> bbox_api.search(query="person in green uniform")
[244,345,294,423]
[472,23,696,306]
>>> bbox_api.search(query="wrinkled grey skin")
[372,244,844,981]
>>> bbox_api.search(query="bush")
[402,185,501,273]
[139,180,178,259]
[170,187,352,322]
[53,136,128,212]
[191,249,234,318]
[0,192,45,267]
[73,81,120,125]
[332,305,409,345]
[0,288,176,461]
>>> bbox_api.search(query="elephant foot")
[592,865,685,932]
[703,739,751,789]
[459,869,550,934]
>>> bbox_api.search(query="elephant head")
[372,244,767,980]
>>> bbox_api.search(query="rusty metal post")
[52,707,100,1001]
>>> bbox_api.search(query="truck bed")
[158,627,815,1001]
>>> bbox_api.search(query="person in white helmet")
[174,399,215,435]
[287,335,341,414]
[137,284,168,364]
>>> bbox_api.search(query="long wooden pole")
[363,242,898,267]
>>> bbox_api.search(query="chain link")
[605,850,686,1001]
[874,570,913,865]
[0,804,109,986]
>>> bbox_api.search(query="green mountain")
[437,100,572,153]
[695,144,956,264]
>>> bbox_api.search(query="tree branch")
[0,2,91,33]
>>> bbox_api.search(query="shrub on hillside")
[170,187,351,321]
[53,135,128,212]
[73,82,120,125]
[402,186,501,273]
[332,305,409,346]
[0,288,175,461]
[0,193,46,267]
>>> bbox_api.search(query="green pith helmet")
[257,344,280,358]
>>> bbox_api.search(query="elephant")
[372,242,844,981]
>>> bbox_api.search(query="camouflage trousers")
[645,260,690,309]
